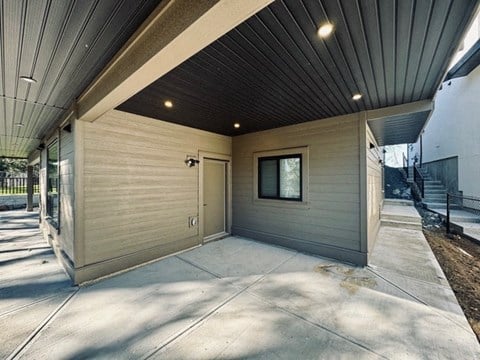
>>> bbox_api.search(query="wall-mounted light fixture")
[185,157,200,167]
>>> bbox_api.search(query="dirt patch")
[340,276,377,295]
[313,264,354,276]
[423,227,480,341]
[314,264,376,295]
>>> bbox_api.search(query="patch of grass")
[0,186,40,195]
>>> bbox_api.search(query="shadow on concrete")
[0,249,53,266]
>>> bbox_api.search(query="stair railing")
[413,165,424,198]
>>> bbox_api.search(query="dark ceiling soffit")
[445,39,480,81]
[367,110,431,146]
[119,0,477,137]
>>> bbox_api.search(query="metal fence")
[446,193,480,235]
[0,177,39,194]
[413,165,424,198]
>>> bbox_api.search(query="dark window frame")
[46,139,60,229]
[258,154,302,201]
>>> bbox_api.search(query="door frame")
[199,151,232,244]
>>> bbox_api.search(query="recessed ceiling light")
[15,123,24,127]
[164,100,173,108]
[352,93,362,101]
[20,76,37,84]
[318,23,334,38]
[234,123,240,129]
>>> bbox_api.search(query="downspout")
[420,133,423,167]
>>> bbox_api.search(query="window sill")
[45,216,59,231]
[253,198,310,210]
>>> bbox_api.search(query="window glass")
[279,157,301,199]
[47,140,59,227]
[259,159,277,197]
[259,154,301,201]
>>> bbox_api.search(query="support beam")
[26,165,34,212]
[366,100,433,122]
[76,0,273,123]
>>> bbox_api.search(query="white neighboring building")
[412,18,480,198]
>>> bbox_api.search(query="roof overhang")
[77,0,274,123]
[445,38,480,81]
[117,0,478,137]
[1,0,478,157]
[366,100,434,146]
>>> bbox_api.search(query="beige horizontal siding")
[38,127,75,268]
[366,125,382,252]
[232,113,362,259]
[81,110,231,266]
[59,128,74,260]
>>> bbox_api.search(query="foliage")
[0,158,28,177]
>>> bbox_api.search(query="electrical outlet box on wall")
[188,216,198,228]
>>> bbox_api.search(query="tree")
[0,158,28,177]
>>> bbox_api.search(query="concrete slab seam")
[0,289,74,319]
[174,255,223,279]
[78,244,203,287]
[0,246,51,254]
[366,267,472,334]
[7,289,79,360]
[141,253,298,359]
[367,265,451,290]
[0,226,40,230]
[244,290,389,359]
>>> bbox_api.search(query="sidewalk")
[1,209,479,359]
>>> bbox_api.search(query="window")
[258,154,302,201]
[47,139,59,228]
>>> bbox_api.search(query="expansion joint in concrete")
[7,289,79,360]
[141,253,297,359]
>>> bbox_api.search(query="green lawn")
[0,185,40,195]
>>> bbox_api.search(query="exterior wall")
[366,125,382,252]
[74,110,231,283]
[232,113,366,265]
[412,64,480,197]
[422,157,458,195]
[39,127,75,278]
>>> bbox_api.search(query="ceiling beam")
[76,0,273,123]
[365,100,434,122]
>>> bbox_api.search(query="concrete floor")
[456,222,480,240]
[1,210,479,359]
[429,208,480,242]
